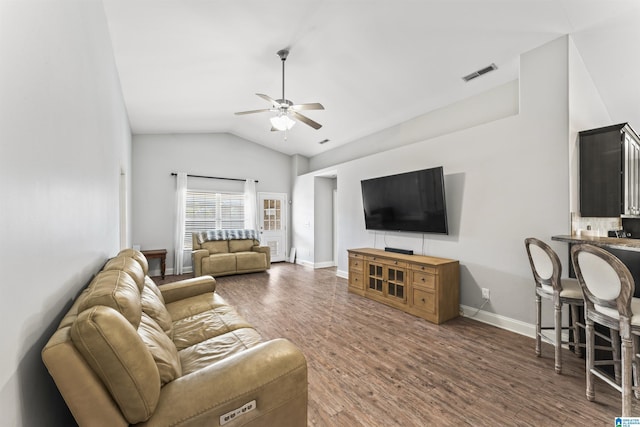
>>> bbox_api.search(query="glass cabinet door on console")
[365,257,407,304]
[368,262,384,293]
[386,267,405,301]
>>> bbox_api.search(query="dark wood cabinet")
[580,123,640,217]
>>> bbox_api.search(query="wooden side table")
[141,249,167,279]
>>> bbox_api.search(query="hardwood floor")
[156,263,637,426]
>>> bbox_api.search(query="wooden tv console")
[347,248,460,324]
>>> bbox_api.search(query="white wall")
[295,36,573,329]
[291,173,314,265]
[309,79,519,172]
[0,1,131,425]
[132,133,291,274]
[568,37,612,213]
[314,177,337,266]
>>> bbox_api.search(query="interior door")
[258,192,287,262]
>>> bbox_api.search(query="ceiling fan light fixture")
[235,48,323,133]
[270,114,296,131]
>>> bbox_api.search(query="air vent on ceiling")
[318,139,330,145]
[462,63,497,82]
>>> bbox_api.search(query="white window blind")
[184,190,245,248]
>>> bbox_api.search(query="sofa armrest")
[140,339,307,427]
[158,275,216,304]
[192,249,209,277]
[252,245,271,266]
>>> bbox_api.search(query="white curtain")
[174,172,187,275]
[244,179,257,231]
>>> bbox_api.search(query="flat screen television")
[361,166,448,234]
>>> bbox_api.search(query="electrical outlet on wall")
[481,288,490,300]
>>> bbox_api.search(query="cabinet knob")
[421,298,425,303]
[421,277,425,282]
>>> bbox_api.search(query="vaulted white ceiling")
[102,0,640,157]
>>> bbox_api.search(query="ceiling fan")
[235,48,324,132]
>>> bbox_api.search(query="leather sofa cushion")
[103,256,145,292]
[202,240,229,254]
[78,270,142,328]
[138,313,181,385]
[117,248,149,276]
[179,327,262,375]
[144,276,165,303]
[202,253,236,274]
[58,287,90,329]
[229,239,255,253]
[165,291,229,321]
[236,251,267,270]
[71,305,160,424]
[141,285,173,339]
[171,303,254,351]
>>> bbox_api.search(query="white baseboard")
[296,259,314,268]
[460,304,535,339]
[336,269,348,279]
[458,307,571,347]
[293,260,335,269]
[314,261,336,269]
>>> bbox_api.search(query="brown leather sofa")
[192,229,270,277]
[42,248,307,426]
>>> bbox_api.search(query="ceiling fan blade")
[256,93,280,107]
[291,111,322,130]
[234,109,272,115]
[291,102,324,111]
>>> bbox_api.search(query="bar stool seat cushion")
[541,278,583,300]
[559,278,583,299]
[595,297,640,325]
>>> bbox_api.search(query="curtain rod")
[170,173,258,183]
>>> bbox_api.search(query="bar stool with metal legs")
[525,237,586,373]
[571,243,640,416]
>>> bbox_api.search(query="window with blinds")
[184,190,245,248]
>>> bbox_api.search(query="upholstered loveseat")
[192,229,270,277]
[42,248,307,426]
